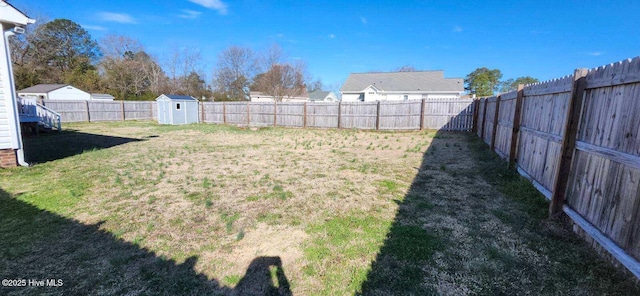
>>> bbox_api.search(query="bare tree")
[212,46,256,100]
[164,46,205,95]
[252,62,306,101]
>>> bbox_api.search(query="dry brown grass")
[2,122,639,295]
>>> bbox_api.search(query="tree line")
[464,67,539,97]
[11,18,536,101]
[10,18,316,101]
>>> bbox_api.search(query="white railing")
[18,97,62,131]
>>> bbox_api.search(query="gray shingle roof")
[308,90,330,101]
[341,71,463,92]
[18,84,68,93]
[164,94,197,101]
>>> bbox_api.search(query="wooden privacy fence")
[42,100,157,122]
[201,99,475,131]
[476,57,640,278]
[43,99,475,131]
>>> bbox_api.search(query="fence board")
[515,77,572,192]
[340,102,377,129]
[249,103,275,127]
[277,103,305,127]
[42,100,88,122]
[306,102,339,128]
[423,99,475,131]
[494,91,517,158]
[379,101,421,130]
[224,102,249,125]
[202,102,224,123]
[482,97,497,144]
[123,101,155,120]
[88,101,122,121]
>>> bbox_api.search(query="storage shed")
[156,94,199,125]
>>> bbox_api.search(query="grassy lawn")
[1,121,638,295]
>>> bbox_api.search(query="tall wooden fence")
[44,99,476,131]
[476,57,640,278]
[42,100,157,122]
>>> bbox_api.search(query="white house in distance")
[249,91,309,102]
[340,71,464,102]
[308,90,338,102]
[17,84,93,101]
[0,1,35,167]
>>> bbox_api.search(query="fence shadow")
[22,130,144,164]
[0,188,291,295]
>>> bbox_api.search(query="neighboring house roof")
[309,90,331,101]
[17,84,69,93]
[341,71,463,92]
[250,91,309,98]
[91,93,115,100]
[158,94,197,101]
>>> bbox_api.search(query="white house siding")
[0,31,14,150]
[47,86,91,100]
[341,93,362,102]
[0,78,11,149]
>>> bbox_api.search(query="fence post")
[549,68,588,217]
[303,102,307,128]
[246,102,250,127]
[480,98,488,139]
[200,101,204,123]
[274,102,277,127]
[376,101,381,130]
[121,101,125,121]
[508,85,525,167]
[490,96,501,151]
[85,100,91,122]
[419,99,426,130]
[472,98,479,134]
[337,101,342,129]
[223,102,226,124]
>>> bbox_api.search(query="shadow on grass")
[22,130,144,164]
[0,189,291,295]
[357,113,640,295]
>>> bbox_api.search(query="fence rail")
[43,99,476,131]
[475,56,640,279]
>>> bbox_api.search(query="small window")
[176,103,181,110]
[368,91,375,95]
[404,95,408,100]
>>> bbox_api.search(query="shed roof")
[341,71,463,92]
[158,94,197,101]
[18,84,68,94]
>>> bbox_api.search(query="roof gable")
[17,84,69,93]
[341,71,463,93]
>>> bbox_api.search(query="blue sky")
[11,0,640,89]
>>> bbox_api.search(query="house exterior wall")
[0,148,16,167]
[48,86,91,100]
[341,93,362,102]
[343,91,460,102]
[0,23,18,151]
